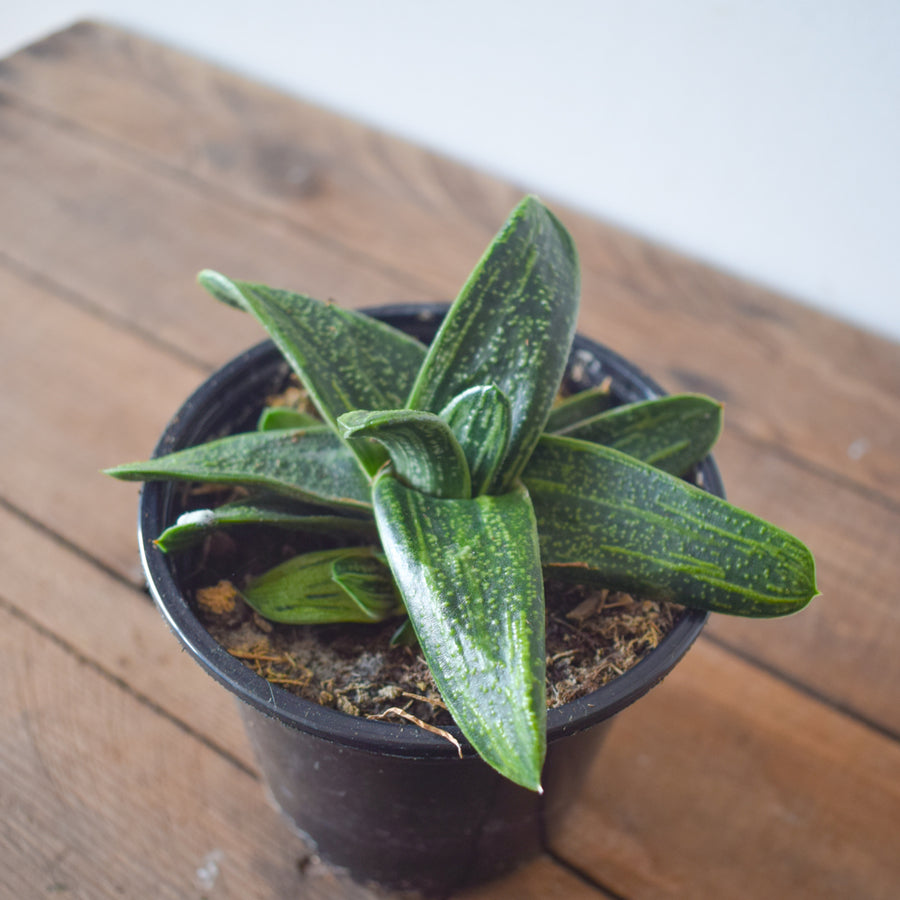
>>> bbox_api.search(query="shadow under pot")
[137,304,716,894]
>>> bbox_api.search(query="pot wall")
[238,701,611,891]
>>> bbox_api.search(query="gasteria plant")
[108,196,818,791]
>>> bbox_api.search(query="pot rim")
[139,304,715,759]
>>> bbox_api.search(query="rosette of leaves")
[108,196,818,791]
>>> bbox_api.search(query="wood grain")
[1,19,898,900]
[0,603,368,899]
[1,21,897,503]
[550,640,900,900]
[0,98,436,369]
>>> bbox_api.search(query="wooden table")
[2,20,898,899]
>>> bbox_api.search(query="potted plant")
[108,196,817,892]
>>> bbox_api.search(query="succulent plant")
[108,196,818,790]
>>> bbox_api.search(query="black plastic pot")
[138,305,721,894]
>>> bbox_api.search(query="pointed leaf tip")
[373,475,547,789]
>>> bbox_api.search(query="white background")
[3,2,898,341]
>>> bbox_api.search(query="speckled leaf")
[525,435,819,617]
[106,427,371,512]
[439,385,511,496]
[545,384,614,433]
[406,196,580,493]
[373,474,547,790]
[257,406,320,431]
[154,492,375,553]
[198,270,427,474]
[240,547,402,625]
[331,552,405,618]
[557,394,723,476]
[339,409,471,498]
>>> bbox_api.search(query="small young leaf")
[198,270,427,474]
[154,493,376,553]
[525,436,819,617]
[406,196,580,493]
[389,617,418,648]
[373,474,547,791]
[240,547,402,625]
[557,394,723,476]
[338,409,471,499]
[545,384,614,433]
[439,385,511,496]
[257,407,320,431]
[331,553,405,617]
[106,427,371,512]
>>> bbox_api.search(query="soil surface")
[188,526,682,729]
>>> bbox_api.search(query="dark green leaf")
[525,436,818,617]
[240,547,402,624]
[558,394,722,475]
[406,196,580,493]
[154,493,376,553]
[545,383,614,433]
[338,409,471,499]
[257,407,320,431]
[106,427,371,512]
[197,270,427,474]
[439,385,511,496]
[373,474,546,790]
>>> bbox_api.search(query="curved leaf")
[257,407,320,431]
[198,270,427,474]
[525,435,818,617]
[406,196,580,493]
[439,385,511,496]
[154,492,375,553]
[240,547,402,624]
[545,383,614,433]
[373,474,546,790]
[339,409,471,499]
[558,394,722,476]
[106,427,371,512]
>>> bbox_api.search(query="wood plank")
[705,428,900,737]
[0,602,375,899]
[2,21,898,504]
[0,97,435,371]
[0,261,209,581]
[549,639,900,900]
[0,503,256,773]
[3,250,900,738]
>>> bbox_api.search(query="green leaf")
[331,552,405,618]
[339,409,471,499]
[257,407,320,431]
[545,384,614,433]
[154,493,376,553]
[557,394,723,476]
[197,270,427,474]
[106,427,371,513]
[389,617,418,648]
[439,385,511,496]
[406,196,580,494]
[525,436,819,617]
[240,547,403,625]
[373,474,547,790]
